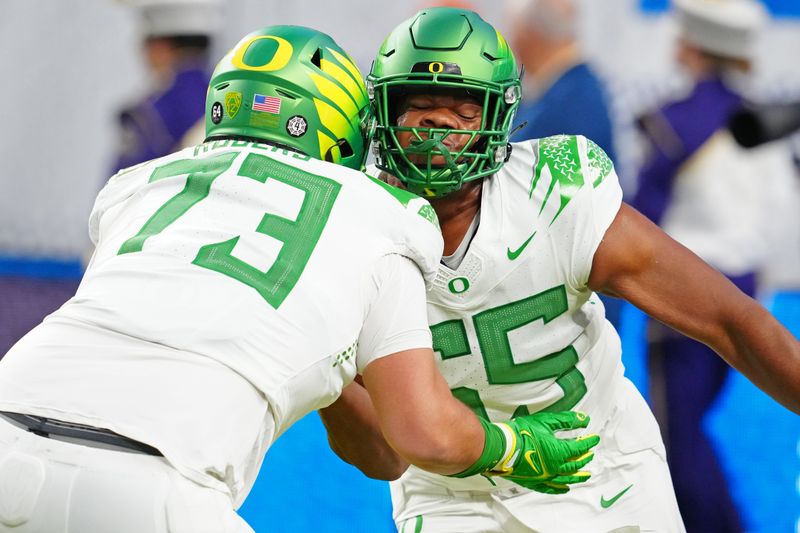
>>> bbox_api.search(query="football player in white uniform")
[0,26,601,533]
[321,8,800,533]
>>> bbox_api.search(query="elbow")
[382,467,407,481]
[360,457,409,481]
[342,450,409,481]
[329,435,409,480]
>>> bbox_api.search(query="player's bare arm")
[589,203,800,413]
[319,377,409,480]
[323,348,601,492]
[360,347,484,475]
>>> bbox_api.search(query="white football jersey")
[0,141,442,506]
[391,134,625,493]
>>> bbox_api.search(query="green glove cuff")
[449,418,509,478]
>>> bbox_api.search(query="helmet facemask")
[372,77,519,197]
[369,8,521,198]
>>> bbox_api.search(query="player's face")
[395,90,483,165]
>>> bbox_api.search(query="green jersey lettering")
[119,151,340,309]
[430,284,586,417]
[118,152,239,254]
[194,152,340,309]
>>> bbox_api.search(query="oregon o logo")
[448,277,470,294]
[232,35,293,72]
[428,62,444,73]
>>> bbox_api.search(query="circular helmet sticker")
[286,115,308,137]
[211,102,224,124]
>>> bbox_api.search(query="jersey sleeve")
[355,254,433,373]
[399,196,443,285]
[571,135,623,288]
[363,165,444,286]
[526,134,622,291]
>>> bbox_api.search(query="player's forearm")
[392,399,486,475]
[325,384,484,477]
[591,205,800,413]
[367,376,486,475]
[319,380,409,480]
[362,349,487,475]
[641,280,800,414]
[714,299,800,414]
[659,271,800,414]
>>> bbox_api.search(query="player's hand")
[488,411,599,493]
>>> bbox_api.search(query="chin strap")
[508,120,528,138]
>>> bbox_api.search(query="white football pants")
[0,417,254,533]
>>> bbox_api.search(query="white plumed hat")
[674,0,768,59]
[120,0,220,38]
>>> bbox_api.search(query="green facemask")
[369,7,521,197]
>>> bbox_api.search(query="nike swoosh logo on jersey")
[600,484,633,509]
[506,230,537,261]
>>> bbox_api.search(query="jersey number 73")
[118,151,340,309]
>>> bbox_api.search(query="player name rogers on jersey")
[380,134,631,494]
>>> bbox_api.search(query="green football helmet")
[368,7,521,197]
[205,25,371,170]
